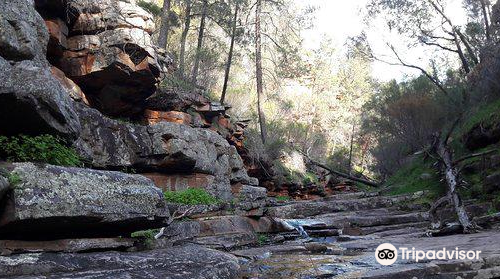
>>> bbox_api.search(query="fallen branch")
[299,151,380,188]
[155,206,196,239]
[453,149,497,165]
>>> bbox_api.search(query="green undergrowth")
[163,188,220,205]
[131,229,160,249]
[0,134,82,167]
[274,161,319,185]
[459,98,500,137]
[384,156,444,198]
[257,233,269,245]
[275,195,291,202]
[7,172,22,187]
[137,0,162,16]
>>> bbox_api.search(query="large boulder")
[0,162,169,239]
[0,244,240,278]
[145,87,210,112]
[34,0,174,117]
[0,0,81,137]
[73,104,259,200]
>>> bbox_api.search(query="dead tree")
[426,125,481,234]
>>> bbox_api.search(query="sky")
[297,0,468,81]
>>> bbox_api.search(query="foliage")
[0,134,82,167]
[361,74,464,177]
[161,73,197,91]
[131,229,159,250]
[385,156,444,197]
[7,172,22,187]
[131,229,158,239]
[257,233,269,245]
[137,0,162,17]
[275,195,290,202]
[460,98,500,136]
[163,188,220,205]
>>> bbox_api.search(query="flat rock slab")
[0,162,169,239]
[0,244,240,278]
[0,238,135,255]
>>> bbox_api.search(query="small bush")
[164,188,219,205]
[275,195,290,202]
[0,134,82,167]
[385,156,444,197]
[460,99,500,136]
[137,0,162,17]
[7,172,22,187]
[257,233,269,245]
[131,229,159,250]
[131,229,158,239]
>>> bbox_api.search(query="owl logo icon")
[375,243,398,265]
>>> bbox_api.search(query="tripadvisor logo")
[375,243,482,266]
[375,243,398,265]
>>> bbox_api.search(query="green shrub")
[257,233,269,245]
[302,172,318,185]
[131,229,159,250]
[276,195,290,202]
[164,188,219,205]
[460,99,500,136]
[0,134,82,167]
[385,156,444,198]
[137,0,162,16]
[161,74,197,91]
[7,172,22,187]
[131,229,158,239]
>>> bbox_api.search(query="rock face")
[74,104,258,201]
[0,244,240,279]
[0,0,81,137]
[0,162,169,239]
[36,0,172,117]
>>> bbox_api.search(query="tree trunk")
[220,2,239,105]
[191,0,208,85]
[179,0,192,77]
[453,34,471,74]
[455,29,479,65]
[433,134,476,233]
[480,0,491,41]
[255,0,267,144]
[347,122,356,176]
[157,0,171,49]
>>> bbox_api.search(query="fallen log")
[300,152,380,188]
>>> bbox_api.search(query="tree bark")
[191,0,208,84]
[480,0,491,41]
[453,33,471,74]
[432,133,476,233]
[220,2,239,105]
[348,122,356,176]
[157,0,171,49]
[255,0,268,144]
[179,0,192,77]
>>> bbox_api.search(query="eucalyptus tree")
[158,0,172,48]
[367,0,481,74]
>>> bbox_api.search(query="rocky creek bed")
[2,190,500,278]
